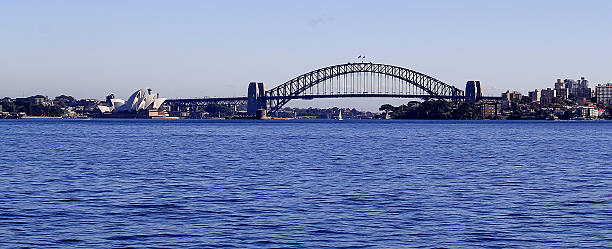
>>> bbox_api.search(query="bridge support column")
[247,82,267,116]
[256,109,269,120]
[465,81,482,102]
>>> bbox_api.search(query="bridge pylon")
[247,82,267,116]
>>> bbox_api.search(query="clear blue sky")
[1,0,611,109]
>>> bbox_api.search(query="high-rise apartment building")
[528,89,541,102]
[502,90,522,103]
[541,88,556,105]
[554,79,568,99]
[555,77,591,100]
[596,83,612,106]
[569,77,591,100]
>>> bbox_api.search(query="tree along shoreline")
[379,100,612,120]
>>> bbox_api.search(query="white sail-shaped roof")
[134,95,148,111]
[141,95,156,110]
[98,105,112,113]
[111,99,126,112]
[97,88,165,114]
[125,88,148,112]
[152,98,166,109]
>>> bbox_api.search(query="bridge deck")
[265,94,463,100]
[166,94,501,103]
[165,97,248,103]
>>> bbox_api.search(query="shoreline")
[21,116,63,119]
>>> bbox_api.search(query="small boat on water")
[337,111,343,120]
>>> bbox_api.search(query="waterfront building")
[554,107,568,117]
[555,77,591,100]
[577,106,600,119]
[502,90,522,103]
[541,88,556,105]
[577,77,589,88]
[501,90,523,108]
[528,89,541,102]
[554,79,565,89]
[15,95,50,105]
[105,94,115,106]
[97,88,167,118]
[554,79,568,99]
[31,96,48,105]
[555,88,569,99]
[596,83,612,106]
[479,102,500,118]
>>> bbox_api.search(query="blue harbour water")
[1,119,611,248]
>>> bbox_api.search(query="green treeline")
[1,102,63,117]
[204,104,234,116]
[380,100,612,120]
[380,100,480,120]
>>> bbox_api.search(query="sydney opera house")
[97,88,170,118]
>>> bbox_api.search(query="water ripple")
[0,119,611,248]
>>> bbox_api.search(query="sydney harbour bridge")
[165,62,499,117]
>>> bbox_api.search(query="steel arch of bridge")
[264,62,464,114]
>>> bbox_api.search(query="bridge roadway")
[164,97,248,109]
[165,94,501,104]
[165,97,248,104]
[264,94,501,101]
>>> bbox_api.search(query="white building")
[98,88,166,113]
[577,106,600,119]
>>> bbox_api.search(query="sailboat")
[337,110,343,120]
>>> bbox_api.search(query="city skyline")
[2,0,612,110]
